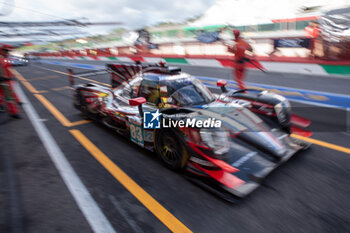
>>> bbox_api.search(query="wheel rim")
[160,134,182,164]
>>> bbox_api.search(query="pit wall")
[38,54,350,77]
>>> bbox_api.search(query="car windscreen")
[160,76,215,106]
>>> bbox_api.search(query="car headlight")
[200,129,230,155]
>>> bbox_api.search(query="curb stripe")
[163,58,189,64]
[321,64,350,75]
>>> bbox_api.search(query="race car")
[71,62,311,201]
[5,55,29,66]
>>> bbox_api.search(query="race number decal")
[129,121,144,147]
[143,130,153,142]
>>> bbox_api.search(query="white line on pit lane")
[15,83,116,233]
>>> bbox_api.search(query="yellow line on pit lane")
[69,129,193,233]
[51,86,71,91]
[34,94,72,126]
[291,134,350,154]
[13,69,90,127]
[34,94,90,127]
[12,68,41,94]
[28,75,60,81]
[36,65,111,87]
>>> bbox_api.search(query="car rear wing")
[67,62,142,87]
[67,61,181,87]
[107,63,144,88]
[107,62,181,88]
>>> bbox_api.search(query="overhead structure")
[0,31,88,37]
[0,19,122,28]
[0,19,123,45]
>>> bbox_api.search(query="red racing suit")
[227,38,252,90]
[0,55,20,115]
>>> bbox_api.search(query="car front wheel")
[155,129,189,171]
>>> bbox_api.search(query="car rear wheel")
[155,129,189,171]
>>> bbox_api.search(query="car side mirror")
[217,79,227,87]
[217,79,228,93]
[129,97,146,106]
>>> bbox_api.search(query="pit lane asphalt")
[5,61,350,233]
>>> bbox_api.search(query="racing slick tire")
[155,129,189,171]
